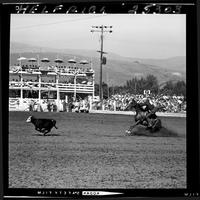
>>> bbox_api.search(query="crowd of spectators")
[10,63,186,114]
[92,93,186,113]
[55,66,94,75]
[17,64,94,75]
[23,92,186,113]
[10,65,94,87]
[26,98,91,113]
[11,64,94,79]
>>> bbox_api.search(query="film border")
[0,0,199,199]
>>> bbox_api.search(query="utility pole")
[91,25,112,104]
[107,72,109,99]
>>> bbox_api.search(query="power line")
[12,15,106,30]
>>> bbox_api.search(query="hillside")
[10,42,186,86]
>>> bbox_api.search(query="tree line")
[95,74,186,99]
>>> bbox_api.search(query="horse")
[125,98,148,124]
[125,99,162,135]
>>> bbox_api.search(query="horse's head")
[125,98,137,111]
[129,99,137,107]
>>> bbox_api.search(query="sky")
[10,14,186,59]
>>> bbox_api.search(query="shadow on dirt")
[128,126,179,137]
[32,133,60,136]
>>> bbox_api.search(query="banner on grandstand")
[9,99,20,106]
[11,66,21,73]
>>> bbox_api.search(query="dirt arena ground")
[8,111,186,189]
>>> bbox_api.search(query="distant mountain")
[10,42,186,86]
[131,57,186,72]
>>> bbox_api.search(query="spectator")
[95,93,186,113]
[47,102,51,112]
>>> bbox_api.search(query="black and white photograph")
[8,12,187,191]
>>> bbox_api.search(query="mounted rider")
[124,96,162,135]
[138,97,159,128]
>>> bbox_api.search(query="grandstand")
[9,57,95,111]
